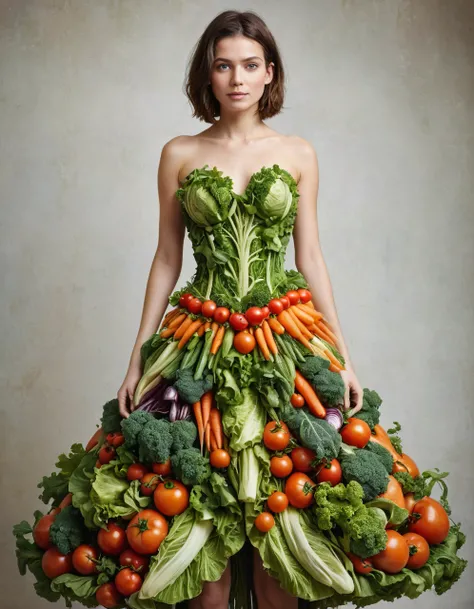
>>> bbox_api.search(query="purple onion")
[325,407,343,431]
[169,402,179,422]
[163,386,178,401]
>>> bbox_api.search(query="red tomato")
[270,455,294,478]
[115,567,143,596]
[98,445,116,465]
[371,530,409,574]
[154,480,189,516]
[187,298,202,314]
[279,296,290,309]
[229,312,249,331]
[119,549,150,573]
[213,307,230,324]
[179,293,194,308]
[126,509,169,555]
[263,421,291,451]
[290,447,316,472]
[286,290,300,305]
[267,491,289,513]
[346,552,373,575]
[152,459,172,476]
[255,512,275,532]
[408,497,450,544]
[33,514,56,550]
[403,532,430,569]
[72,544,98,575]
[140,473,161,496]
[340,418,371,448]
[285,472,316,508]
[261,306,270,318]
[316,459,342,486]
[297,289,312,303]
[98,522,128,556]
[290,392,305,408]
[245,306,265,326]
[42,547,73,579]
[233,331,256,354]
[201,300,217,318]
[96,582,122,608]
[268,299,284,315]
[404,492,418,514]
[210,449,231,468]
[127,463,149,481]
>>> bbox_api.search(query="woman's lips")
[228,93,247,99]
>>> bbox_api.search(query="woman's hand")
[117,363,143,419]
[340,368,363,414]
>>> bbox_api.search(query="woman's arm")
[292,139,363,412]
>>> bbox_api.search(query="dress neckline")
[176,164,299,199]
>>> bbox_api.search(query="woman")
[118,9,364,609]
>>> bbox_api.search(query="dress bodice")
[169,164,308,311]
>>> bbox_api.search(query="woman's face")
[209,35,274,113]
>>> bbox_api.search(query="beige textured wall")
[1,1,473,607]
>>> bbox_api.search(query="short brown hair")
[184,10,286,124]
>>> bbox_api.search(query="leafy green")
[100,398,123,434]
[37,443,86,506]
[219,385,266,451]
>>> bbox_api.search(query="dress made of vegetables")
[14,164,467,609]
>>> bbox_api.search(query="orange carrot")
[201,391,213,453]
[310,323,335,346]
[277,310,303,339]
[323,348,344,372]
[210,408,223,449]
[193,400,204,453]
[163,307,183,325]
[268,316,286,335]
[319,320,338,344]
[173,315,195,339]
[211,321,219,335]
[287,308,313,339]
[210,429,218,452]
[316,322,336,346]
[290,305,315,326]
[294,370,326,418]
[210,325,225,355]
[177,318,204,349]
[255,326,271,360]
[262,319,278,355]
[298,302,323,321]
[198,320,211,337]
[167,312,188,330]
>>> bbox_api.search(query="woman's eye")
[216,63,259,70]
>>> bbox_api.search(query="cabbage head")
[246,166,295,222]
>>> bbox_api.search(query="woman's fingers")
[118,389,130,418]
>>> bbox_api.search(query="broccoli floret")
[348,506,388,559]
[138,418,173,464]
[313,481,364,530]
[241,284,272,309]
[170,448,211,486]
[173,368,213,404]
[348,389,382,430]
[100,398,123,434]
[393,471,427,501]
[297,356,345,406]
[363,441,393,474]
[169,420,198,454]
[121,411,154,450]
[49,505,87,555]
[339,443,389,501]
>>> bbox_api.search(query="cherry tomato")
[187,297,202,314]
[371,530,409,573]
[286,290,300,305]
[213,307,230,324]
[297,289,312,304]
[408,497,450,544]
[210,449,231,468]
[106,432,125,448]
[291,447,316,472]
[119,548,150,573]
[270,455,294,478]
[179,293,194,308]
[201,300,217,318]
[127,509,169,555]
[316,459,342,486]
[245,306,265,326]
[268,299,284,315]
[154,480,189,516]
[255,512,275,532]
[127,463,149,481]
[279,296,290,309]
[290,392,305,408]
[346,552,373,575]
[96,582,122,608]
[98,522,128,556]
[229,312,249,331]
[340,418,371,448]
[99,445,116,465]
[72,544,98,575]
[267,491,289,513]
[42,547,73,579]
[33,514,56,550]
[284,472,316,508]
[261,306,270,318]
[152,459,172,476]
[263,421,290,451]
[140,473,161,496]
[233,331,256,354]
[403,532,430,569]
[115,567,143,596]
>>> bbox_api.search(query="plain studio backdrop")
[1,1,473,608]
